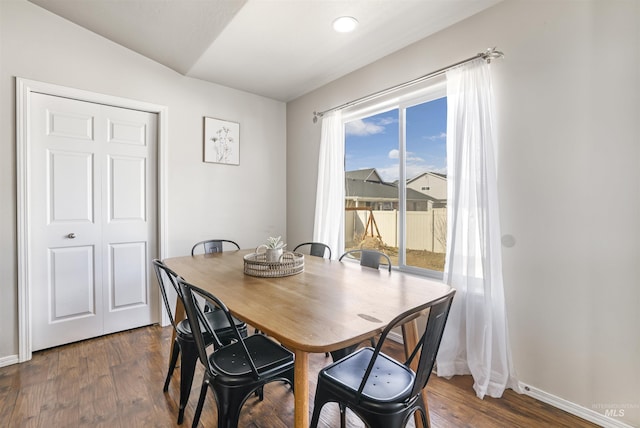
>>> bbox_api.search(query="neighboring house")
[406,172,447,209]
[345,168,436,211]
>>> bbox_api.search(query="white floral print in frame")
[204,117,240,165]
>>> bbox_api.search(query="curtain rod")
[312,47,504,123]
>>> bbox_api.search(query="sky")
[345,96,447,182]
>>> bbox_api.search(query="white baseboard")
[0,354,19,368]
[519,382,635,428]
[388,331,403,343]
[377,334,635,428]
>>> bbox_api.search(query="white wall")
[0,0,287,360]
[287,0,640,426]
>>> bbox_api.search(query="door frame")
[16,77,169,362]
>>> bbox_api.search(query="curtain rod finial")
[481,47,504,63]
[313,111,323,124]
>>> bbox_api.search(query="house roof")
[345,178,434,201]
[406,171,447,184]
[346,168,383,183]
[346,169,442,201]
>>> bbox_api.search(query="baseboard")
[519,382,635,428]
[387,333,634,427]
[388,331,403,343]
[0,354,19,368]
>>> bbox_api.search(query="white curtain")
[313,111,344,259]
[436,59,519,399]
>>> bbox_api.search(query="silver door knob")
[67,233,76,239]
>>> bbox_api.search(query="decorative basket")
[243,252,304,278]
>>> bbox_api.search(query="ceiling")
[28,0,501,102]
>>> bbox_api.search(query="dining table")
[164,249,453,428]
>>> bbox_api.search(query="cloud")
[377,117,397,126]
[376,165,400,182]
[345,119,384,136]
[346,115,398,136]
[376,159,446,183]
[389,149,423,163]
[406,151,424,163]
[405,163,447,180]
[425,132,447,141]
[374,156,448,182]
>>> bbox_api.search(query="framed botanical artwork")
[203,117,240,165]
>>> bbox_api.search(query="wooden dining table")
[164,250,453,428]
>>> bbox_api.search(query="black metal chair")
[310,289,455,428]
[191,239,240,255]
[292,242,332,259]
[190,239,240,313]
[152,259,248,424]
[330,249,393,361]
[179,278,295,428]
[339,249,392,272]
[292,243,332,357]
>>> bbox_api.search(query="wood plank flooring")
[0,325,598,427]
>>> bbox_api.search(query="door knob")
[67,233,76,239]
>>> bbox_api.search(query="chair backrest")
[293,242,332,259]
[338,249,392,272]
[355,289,455,401]
[152,259,182,330]
[191,239,240,256]
[178,278,261,377]
[407,290,455,397]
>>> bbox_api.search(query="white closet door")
[101,103,157,334]
[29,93,158,351]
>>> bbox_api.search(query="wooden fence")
[345,208,447,253]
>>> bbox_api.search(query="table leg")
[169,298,186,366]
[293,349,309,428]
[402,320,429,428]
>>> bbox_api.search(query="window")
[344,86,447,275]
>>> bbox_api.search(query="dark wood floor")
[0,325,598,427]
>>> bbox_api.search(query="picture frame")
[203,117,240,165]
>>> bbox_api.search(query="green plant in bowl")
[265,236,286,250]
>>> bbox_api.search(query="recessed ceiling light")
[332,16,358,33]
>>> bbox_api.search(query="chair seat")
[176,309,246,341]
[322,347,414,403]
[211,334,294,381]
[311,290,455,428]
